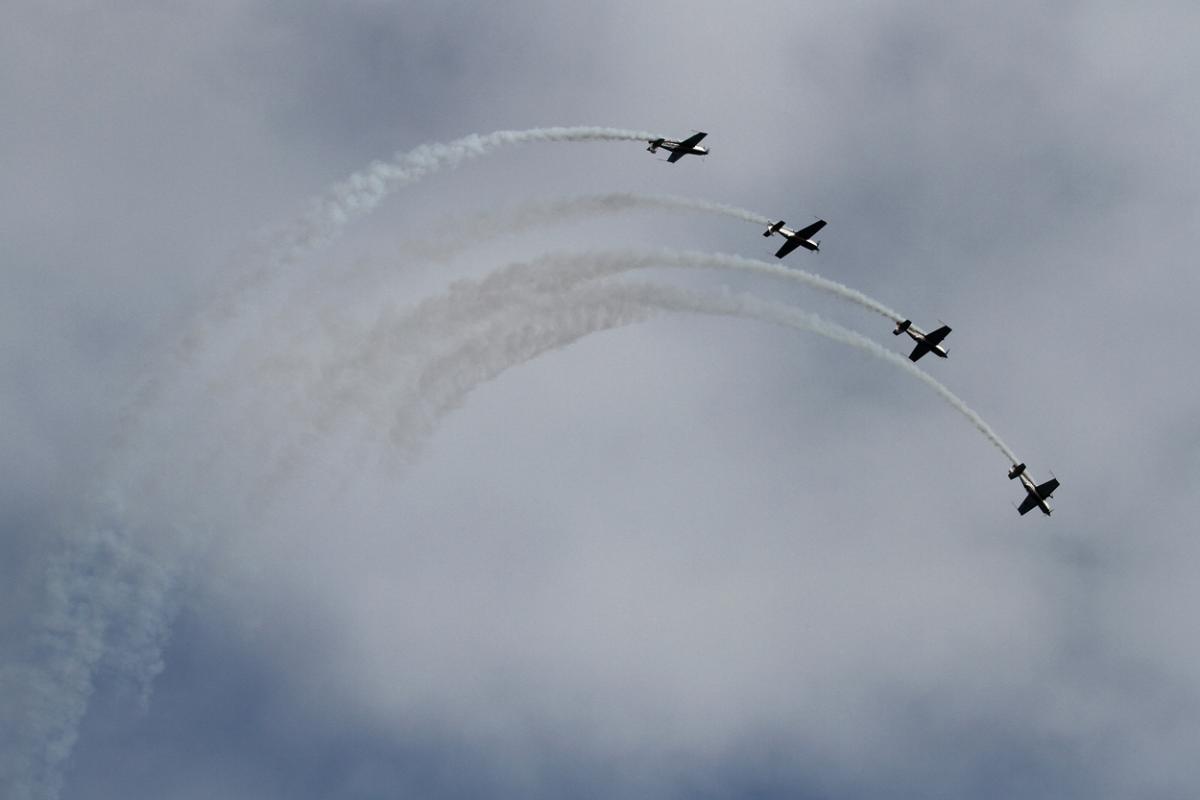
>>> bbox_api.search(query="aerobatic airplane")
[762,219,826,259]
[646,131,709,163]
[1008,463,1059,516]
[893,319,952,362]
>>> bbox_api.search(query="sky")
[3,2,1200,798]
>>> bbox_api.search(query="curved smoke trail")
[3,511,187,800]
[274,127,665,264]
[387,279,1017,464]
[124,128,666,442]
[307,247,906,437]
[390,192,773,267]
[534,247,905,321]
[10,120,985,800]
[232,194,793,404]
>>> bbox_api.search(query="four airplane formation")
[649,131,1058,517]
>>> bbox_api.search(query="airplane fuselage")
[649,139,708,157]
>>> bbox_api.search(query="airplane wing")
[1036,478,1059,498]
[1016,495,1039,515]
[667,132,706,162]
[774,236,807,259]
[908,340,933,361]
[793,219,827,240]
[923,325,952,346]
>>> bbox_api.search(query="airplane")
[1008,463,1060,516]
[646,131,709,163]
[893,319,951,362]
[762,219,826,259]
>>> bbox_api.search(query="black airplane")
[646,131,709,163]
[893,319,951,362]
[1008,463,1059,516]
[762,219,826,258]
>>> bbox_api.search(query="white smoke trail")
[233,196,785,410]
[388,283,655,455]
[6,128,671,799]
[527,247,906,321]
[274,127,665,264]
[11,115,988,799]
[215,240,917,517]
[386,279,1017,465]
[305,247,906,439]
[6,276,1007,799]
[404,191,773,257]
[214,129,669,328]
[124,128,666,439]
[640,283,1018,463]
[3,517,183,800]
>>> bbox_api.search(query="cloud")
[5,2,1200,798]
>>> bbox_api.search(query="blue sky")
[4,2,1200,798]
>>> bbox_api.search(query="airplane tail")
[647,139,663,152]
[893,319,912,336]
[1008,463,1026,480]
[763,221,784,237]
[813,239,821,252]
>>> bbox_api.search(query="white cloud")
[4,2,1200,798]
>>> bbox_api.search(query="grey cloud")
[5,1,1200,798]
